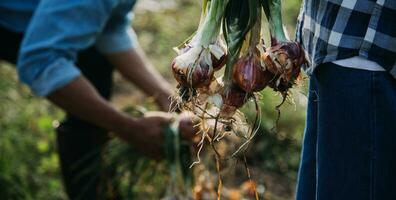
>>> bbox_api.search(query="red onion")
[171,51,214,88]
[220,86,248,118]
[262,41,305,92]
[232,52,274,93]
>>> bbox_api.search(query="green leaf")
[261,0,288,43]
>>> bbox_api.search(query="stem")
[243,155,260,200]
[215,154,222,200]
[199,0,209,27]
[262,0,288,45]
[198,0,227,47]
[222,0,259,93]
[248,9,262,52]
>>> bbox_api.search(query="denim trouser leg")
[296,66,318,200]
[296,63,396,200]
[370,69,396,200]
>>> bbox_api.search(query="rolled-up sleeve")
[95,26,138,54]
[17,0,120,96]
[29,58,81,97]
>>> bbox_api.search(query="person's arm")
[48,77,132,133]
[16,0,171,158]
[48,77,171,159]
[93,5,173,111]
[106,46,173,111]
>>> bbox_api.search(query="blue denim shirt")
[0,0,137,96]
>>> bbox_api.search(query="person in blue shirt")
[0,0,190,199]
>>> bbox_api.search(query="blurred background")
[0,0,305,199]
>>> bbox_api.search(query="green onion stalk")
[262,0,288,45]
[162,124,193,200]
[219,0,262,118]
[222,0,262,91]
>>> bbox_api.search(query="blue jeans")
[296,63,396,200]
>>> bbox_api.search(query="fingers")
[179,117,196,140]
[144,111,174,125]
[144,111,173,119]
[178,112,200,140]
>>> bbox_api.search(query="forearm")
[106,47,173,110]
[47,76,135,134]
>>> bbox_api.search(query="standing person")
[295,0,396,200]
[0,0,187,199]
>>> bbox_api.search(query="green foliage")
[100,139,170,199]
[0,63,65,200]
[244,87,306,179]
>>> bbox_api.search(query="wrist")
[154,88,173,111]
[112,114,139,138]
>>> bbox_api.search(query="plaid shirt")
[296,0,396,78]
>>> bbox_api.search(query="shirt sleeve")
[95,10,139,54]
[17,0,120,96]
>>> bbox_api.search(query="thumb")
[144,111,174,125]
[157,115,173,126]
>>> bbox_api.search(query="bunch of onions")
[171,0,308,152]
[172,0,307,119]
[170,0,308,198]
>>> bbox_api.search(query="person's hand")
[116,111,173,160]
[178,112,228,151]
[107,48,174,112]
[178,111,207,152]
[155,94,173,112]
[178,111,200,141]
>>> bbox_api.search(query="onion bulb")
[232,50,274,93]
[220,86,248,118]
